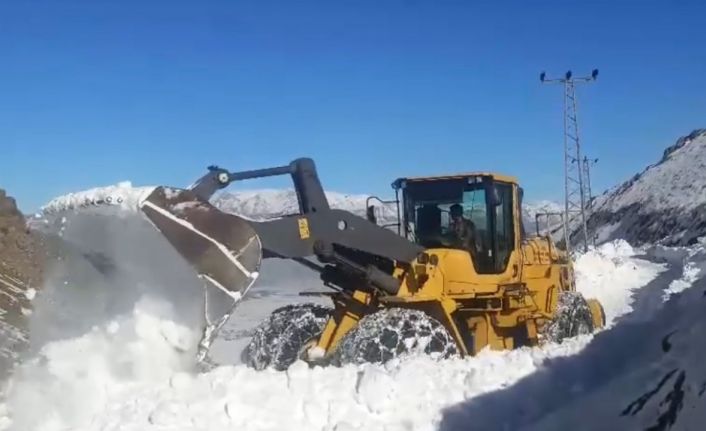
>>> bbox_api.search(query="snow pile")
[40,181,156,215]
[574,240,664,324]
[0,240,663,431]
[1,295,201,431]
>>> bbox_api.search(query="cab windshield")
[401,177,514,274]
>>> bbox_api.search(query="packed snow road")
[440,242,706,431]
[0,238,690,431]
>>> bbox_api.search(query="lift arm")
[138,158,424,298]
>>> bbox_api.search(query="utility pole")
[582,156,598,209]
[540,69,598,254]
[583,155,599,247]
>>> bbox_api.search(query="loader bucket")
[137,186,263,362]
[139,186,262,302]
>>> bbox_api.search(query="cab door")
[474,177,520,282]
[444,179,522,291]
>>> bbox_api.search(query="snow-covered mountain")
[212,189,561,235]
[211,189,397,223]
[583,129,706,246]
[522,199,564,236]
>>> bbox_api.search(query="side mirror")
[366,205,377,224]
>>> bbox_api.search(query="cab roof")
[392,172,519,189]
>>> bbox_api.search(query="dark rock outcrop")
[0,189,44,379]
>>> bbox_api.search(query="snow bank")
[0,241,663,431]
[448,243,705,431]
[662,262,701,300]
[2,296,200,431]
[575,239,664,324]
[0,330,590,431]
[660,243,705,301]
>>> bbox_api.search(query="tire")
[332,308,459,366]
[542,291,595,343]
[242,302,333,370]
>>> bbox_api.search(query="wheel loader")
[134,157,605,369]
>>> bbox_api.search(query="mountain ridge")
[582,128,706,246]
[211,188,562,235]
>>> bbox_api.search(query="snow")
[662,262,701,301]
[438,243,706,430]
[212,189,378,221]
[41,181,156,215]
[0,240,665,431]
[574,239,664,324]
[0,296,201,431]
[522,199,563,221]
[22,289,35,301]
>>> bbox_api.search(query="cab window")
[404,178,515,275]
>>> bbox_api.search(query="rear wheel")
[332,308,459,365]
[242,303,332,370]
[542,291,595,343]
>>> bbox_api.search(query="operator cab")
[391,173,521,275]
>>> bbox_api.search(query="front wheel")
[242,303,332,370]
[332,308,459,366]
[542,291,596,343]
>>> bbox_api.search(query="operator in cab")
[448,203,477,253]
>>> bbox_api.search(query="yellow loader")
[135,157,605,369]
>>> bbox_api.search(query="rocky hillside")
[0,189,44,379]
[582,129,706,247]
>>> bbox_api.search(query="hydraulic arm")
[138,158,424,302]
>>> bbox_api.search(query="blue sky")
[1,0,705,212]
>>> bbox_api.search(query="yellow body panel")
[316,290,372,353]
